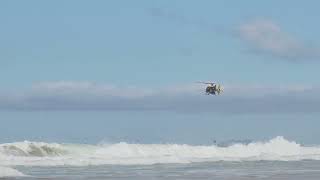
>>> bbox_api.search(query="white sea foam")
[0,166,26,177]
[0,137,320,166]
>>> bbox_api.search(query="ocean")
[1,136,320,179]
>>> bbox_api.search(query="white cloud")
[0,81,319,113]
[239,19,320,60]
[31,81,154,98]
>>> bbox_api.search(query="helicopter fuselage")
[206,86,217,95]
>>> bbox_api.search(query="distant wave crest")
[0,141,67,157]
[1,137,320,166]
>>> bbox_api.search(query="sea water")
[1,136,320,179]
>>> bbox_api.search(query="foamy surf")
[0,136,320,166]
[0,166,26,177]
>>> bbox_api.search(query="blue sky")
[1,0,320,144]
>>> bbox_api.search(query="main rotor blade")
[196,81,215,84]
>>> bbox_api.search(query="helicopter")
[197,81,223,95]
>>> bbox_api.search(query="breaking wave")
[1,137,320,166]
[0,166,26,177]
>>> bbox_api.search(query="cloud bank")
[0,81,318,114]
[238,19,320,61]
